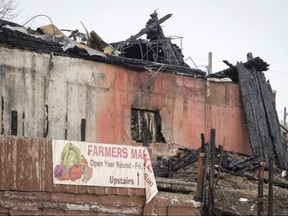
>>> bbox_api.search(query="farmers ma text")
[87,145,149,160]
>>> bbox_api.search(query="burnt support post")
[207,128,216,216]
[258,161,265,215]
[268,158,274,216]
[201,133,205,153]
[195,152,205,202]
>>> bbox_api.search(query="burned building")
[0,12,287,215]
[0,16,252,154]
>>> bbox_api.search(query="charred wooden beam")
[195,152,205,202]
[237,62,269,160]
[268,159,274,216]
[237,54,287,170]
[171,150,198,171]
[227,156,256,171]
[201,133,205,153]
[258,161,265,215]
[281,124,288,133]
[153,146,203,177]
[223,60,234,68]
[153,166,170,177]
[207,128,216,216]
[152,22,179,66]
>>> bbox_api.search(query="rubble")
[152,140,288,215]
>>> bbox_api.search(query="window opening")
[131,108,165,146]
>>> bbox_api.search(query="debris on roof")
[113,11,189,68]
[0,16,205,76]
[207,56,270,82]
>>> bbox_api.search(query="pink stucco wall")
[95,64,251,155]
[0,47,251,155]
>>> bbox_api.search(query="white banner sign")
[52,140,158,203]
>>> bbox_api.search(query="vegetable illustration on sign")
[54,143,93,182]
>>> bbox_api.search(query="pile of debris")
[112,11,189,68]
[153,145,260,179]
[0,11,204,77]
[152,132,288,215]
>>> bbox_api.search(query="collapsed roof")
[0,16,205,77]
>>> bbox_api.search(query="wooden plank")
[268,159,274,215]
[237,60,287,169]
[207,128,216,216]
[256,71,287,169]
[257,161,265,215]
[251,65,272,160]
[237,63,261,156]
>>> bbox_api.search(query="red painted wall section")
[95,63,251,155]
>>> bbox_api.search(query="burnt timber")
[237,53,287,169]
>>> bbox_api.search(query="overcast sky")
[14,0,288,119]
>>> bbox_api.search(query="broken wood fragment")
[115,14,172,51]
[90,30,114,54]
[153,147,201,177]
[222,60,234,68]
